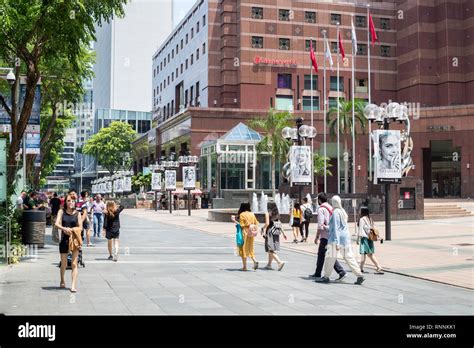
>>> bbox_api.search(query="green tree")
[248,109,293,197]
[327,99,367,193]
[313,153,332,194]
[83,121,137,175]
[0,0,127,187]
[132,172,151,193]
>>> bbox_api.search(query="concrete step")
[424,203,473,219]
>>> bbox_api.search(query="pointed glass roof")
[219,122,262,142]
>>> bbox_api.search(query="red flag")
[369,13,378,47]
[338,32,345,60]
[309,40,318,73]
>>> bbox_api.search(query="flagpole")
[367,5,373,182]
[310,37,315,195]
[336,23,341,195]
[322,30,327,194]
[352,15,356,194]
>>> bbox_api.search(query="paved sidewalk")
[125,208,474,289]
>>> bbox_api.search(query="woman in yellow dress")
[231,203,259,271]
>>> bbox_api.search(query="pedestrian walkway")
[0,213,472,315]
[125,208,474,289]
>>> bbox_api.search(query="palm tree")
[327,99,367,193]
[248,109,293,197]
[313,153,333,193]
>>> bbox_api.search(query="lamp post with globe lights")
[363,102,409,241]
[281,118,317,203]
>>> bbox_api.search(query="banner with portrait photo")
[289,145,312,185]
[183,166,196,190]
[123,176,132,192]
[165,170,176,191]
[151,172,162,191]
[374,130,402,184]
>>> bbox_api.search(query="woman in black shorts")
[103,201,124,262]
[55,193,82,292]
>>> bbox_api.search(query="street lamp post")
[364,102,408,241]
[178,154,199,216]
[282,119,317,203]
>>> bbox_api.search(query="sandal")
[375,269,385,274]
[253,261,259,270]
[70,288,77,293]
[60,282,65,288]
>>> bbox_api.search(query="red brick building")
[148,0,474,198]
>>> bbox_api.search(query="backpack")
[304,207,313,220]
[269,220,282,236]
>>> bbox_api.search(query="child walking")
[103,201,124,262]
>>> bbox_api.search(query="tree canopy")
[83,121,136,175]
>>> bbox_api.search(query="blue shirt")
[328,208,351,246]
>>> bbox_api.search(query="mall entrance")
[423,140,461,198]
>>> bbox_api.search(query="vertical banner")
[25,133,40,154]
[165,170,176,191]
[116,178,124,193]
[374,130,402,184]
[0,138,6,202]
[183,166,196,190]
[106,181,112,193]
[289,145,312,185]
[151,173,162,191]
[123,176,132,192]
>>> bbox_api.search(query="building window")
[160,62,162,70]
[190,86,194,105]
[381,18,390,30]
[186,34,188,44]
[164,59,166,67]
[164,80,166,88]
[191,28,194,39]
[196,21,199,33]
[195,81,200,105]
[252,36,263,49]
[302,96,320,111]
[251,7,263,19]
[185,89,188,106]
[181,64,183,74]
[176,44,179,54]
[191,54,194,65]
[305,11,316,23]
[381,45,391,57]
[279,38,290,50]
[176,68,178,77]
[172,49,174,58]
[160,82,162,92]
[329,97,337,108]
[356,79,368,93]
[275,96,293,111]
[203,14,206,26]
[186,59,188,69]
[181,39,184,49]
[331,13,341,25]
[172,72,174,81]
[330,76,344,91]
[168,53,170,62]
[331,42,338,53]
[279,9,290,21]
[167,76,170,84]
[277,74,292,89]
[305,39,316,52]
[202,42,206,54]
[357,43,367,55]
[196,48,199,60]
[304,74,318,90]
[355,15,366,27]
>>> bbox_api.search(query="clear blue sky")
[173,0,196,27]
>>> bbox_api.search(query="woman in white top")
[358,206,384,274]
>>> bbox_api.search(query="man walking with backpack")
[300,197,313,242]
[311,193,346,281]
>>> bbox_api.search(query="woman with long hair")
[291,202,303,243]
[262,202,287,271]
[55,193,82,292]
[231,202,259,271]
[103,201,124,261]
[358,206,384,274]
[318,195,365,285]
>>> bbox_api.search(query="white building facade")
[152,0,209,124]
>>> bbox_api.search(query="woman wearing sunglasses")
[55,193,83,292]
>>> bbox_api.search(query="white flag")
[324,36,334,68]
[351,18,358,54]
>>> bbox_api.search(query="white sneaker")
[113,253,118,262]
[278,262,286,271]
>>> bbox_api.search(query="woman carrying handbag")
[358,206,384,274]
[231,203,259,271]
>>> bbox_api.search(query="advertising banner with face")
[374,130,401,183]
[123,176,132,192]
[290,146,312,184]
[152,173,162,191]
[165,170,176,191]
[183,166,196,190]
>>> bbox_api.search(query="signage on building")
[427,125,454,132]
[399,188,415,210]
[254,56,297,67]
